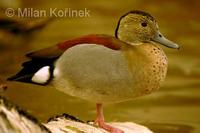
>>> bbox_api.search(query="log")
[0,96,153,133]
[0,96,50,133]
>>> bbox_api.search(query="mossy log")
[0,96,153,133]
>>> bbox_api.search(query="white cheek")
[31,66,50,84]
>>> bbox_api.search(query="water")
[0,0,200,132]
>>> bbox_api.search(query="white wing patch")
[31,66,50,84]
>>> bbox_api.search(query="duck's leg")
[95,103,124,133]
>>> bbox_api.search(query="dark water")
[0,0,200,133]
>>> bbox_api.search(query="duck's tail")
[7,58,56,85]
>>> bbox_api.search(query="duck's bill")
[152,32,179,49]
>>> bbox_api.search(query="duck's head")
[115,10,179,49]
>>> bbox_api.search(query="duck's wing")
[26,34,122,59]
[8,34,124,85]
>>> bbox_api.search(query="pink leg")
[95,103,124,133]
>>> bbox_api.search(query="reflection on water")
[0,0,200,133]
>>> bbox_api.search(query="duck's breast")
[122,43,168,96]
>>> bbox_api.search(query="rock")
[0,96,153,133]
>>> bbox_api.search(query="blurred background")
[0,0,200,133]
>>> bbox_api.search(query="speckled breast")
[123,42,168,96]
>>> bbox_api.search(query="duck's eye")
[141,22,147,27]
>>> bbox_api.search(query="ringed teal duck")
[8,10,179,133]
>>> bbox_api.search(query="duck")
[8,10,179,133]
